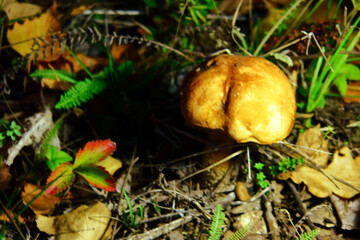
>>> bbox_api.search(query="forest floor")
[1,0,360,239]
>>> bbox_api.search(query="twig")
[127,215,194,240]
[179,150,244,182]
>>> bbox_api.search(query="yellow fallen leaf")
[95,156,122,175]
[2,0,42,20]
[279,147,360,198]
[295,124,328,167]
[7,2,61,61]
[36,202,113,240]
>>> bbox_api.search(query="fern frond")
[208,204,225,240]
[39,115,66,158]
[55,79,107,109]
[30,69,77,84]
[296,229,319,240]
[228,221,253,240]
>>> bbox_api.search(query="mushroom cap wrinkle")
[180,55,296,145]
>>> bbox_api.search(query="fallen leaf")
[36,52,108,91]
[36,202,113,240]
[279,146,360,198]
[295,124,328,167]
[6,107,53,166]
[7,2,61,61]
[22,183,64,215]
[2,0,42,20]
[95,156,122,175]
[0,207,25,224]
[330,194,360,230]
[343,81,360,103]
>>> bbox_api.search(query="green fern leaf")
[55,79,107,110]
[228,221,253,240]
[40,118,64,158]
[208,204,225,240]
[296,229,319,240]
[30,69,77,84]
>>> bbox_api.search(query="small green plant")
[254,157,304,189]
[122,188,144,229]
[296,229,319,240]
[45,139,117,195]
[306,15,360,112]
[0,120,21,147]
[254,162,269,189]
[208,204,225,240]
[207,204,252,240]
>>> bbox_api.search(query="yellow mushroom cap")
[180,55,297,145]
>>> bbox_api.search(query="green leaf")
[74,139,116,168]
[208,204,225,240]
[337,64,360,80]
[30,69,77,84]
[75,165,116,192]
[45,145,73,171]
[45,162,75,195]
[254,162,264,170]
[55,79,107,109]
[268,53,293,67]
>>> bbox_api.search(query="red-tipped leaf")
[45,162,75,195]
[74,140,116,168]
[75,165,116,192]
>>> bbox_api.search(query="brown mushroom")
[180,55,296,185]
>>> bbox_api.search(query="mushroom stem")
[201,131,234,187]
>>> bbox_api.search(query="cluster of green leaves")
[179,0,216,26]
[0,120,21,147]
[45,139,117,195]
[254,157,304,189]
[122,189,144,229]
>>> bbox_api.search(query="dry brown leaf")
[22,182,64,215]
[2,0,42,20]
[0,164,11,191]
[36,202,113,240]
[0,207,25,224]
[7,2,61,62]
[279,146,360,198]
[295,124,328,166]
[344,81,360,103]
[67,53,108,73]
[70,5,93,16]
[36,52,108,90]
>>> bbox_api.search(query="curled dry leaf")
[278,126,360,198]
[7,2,61,62]
[36,202,113,240]
[22,183,66,215]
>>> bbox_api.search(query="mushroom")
[180,55,296,185]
